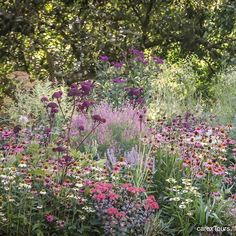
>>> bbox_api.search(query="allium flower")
[52,91,63,99]
[78,100,94,111]
[41,96,49,102]
[47,102,58,109]
[80,80,93,95]
[68,87,81,97]
[100,55,109,61]
[92,114,106,123]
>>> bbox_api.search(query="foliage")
[0,0,235,99]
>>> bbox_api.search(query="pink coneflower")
[46,214,55,223]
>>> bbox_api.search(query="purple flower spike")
[99,55,109,61]
[52,91,63,99]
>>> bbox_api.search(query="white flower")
[37,205,43,209]
[179,204,186,209]
[166,178,177,184]
[19,163,27,168]
[19,115,29,124]
[172,197,181,202]
[185,199,193,203]
[39,190,47,195]
[75,183,83,188]
[187,212,193,216]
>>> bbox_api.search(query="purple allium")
[68,87,81,97]
[41,96,49,102]
[112,77,127,84]
[51,108,59,114]
[92,114,106,123]
[78,100,94,111]
[47,102,59,109]
[99,55,109,61]
[52,91,63,99]
[80,80,93,95]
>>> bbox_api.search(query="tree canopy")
[0,0,235,82]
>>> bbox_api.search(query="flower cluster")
[83,181,159,235]
[148,114,235,180]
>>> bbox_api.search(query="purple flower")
[41,96,49,102]
[78,100,94,111]
[44,127,51,134]
[46,214,55,223]
[51,108,59,114]
[68,87,81,97]
[78,125,85,131]
[112,77,127,84]
[111,61,124,68]
[126,87,143,97]
[153,56,164,64]
[92,114,106,123]
[52,91,63,99]
[52,146,66,153]
[99,55,109,61]
[80,80,93,95]
[129,48,144,57]
[47,102,59,109]
[59,155,73,166]
[135,56,148,64]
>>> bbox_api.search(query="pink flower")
[107,192,120,201]
[46,214,55,223]
[93,182,113,193]
[196,171,206,178]
[144,195,159,210]
[116,211,126,218]
[126,187,145,194]
[107,207,119,216]
[93,193,106,202]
